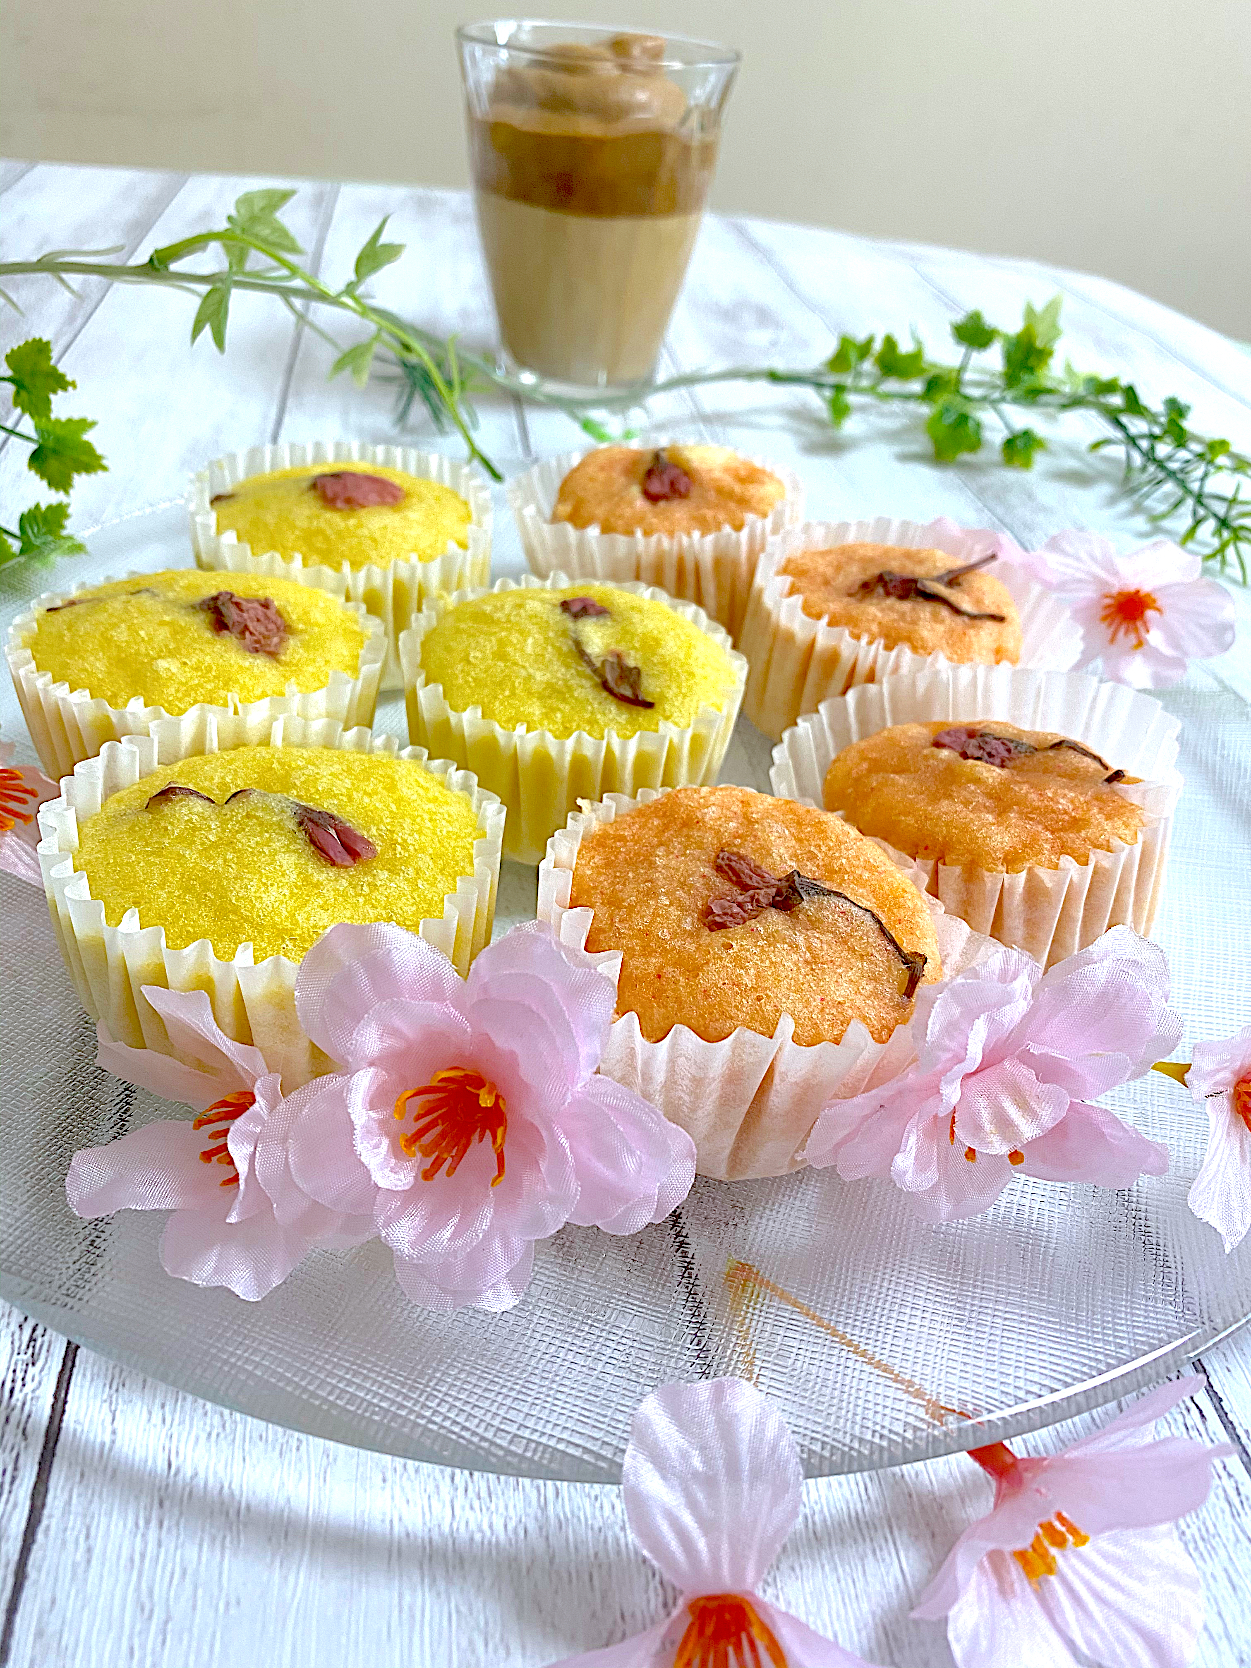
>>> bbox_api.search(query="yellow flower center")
[191,1089,256,1188]
[0,766,38,835]
[1234,1075,1251,1133]
[1012,1511,1090,1582]
[673,1595,788,1668]
[394,1067,507,1186]
[1098,587,1161,650]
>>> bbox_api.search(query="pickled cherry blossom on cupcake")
[803,927,1181,1222]
[1019,533,1234,688]
[913,1375,1229,1668]
[549,1378,878,1668]
[0,734,55,886]
[278,920,696,1313]
[66,986,373,1301]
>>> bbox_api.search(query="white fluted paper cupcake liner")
[536,787,997,1181]
[191,442,494,688]
[769,664,1182,969]
[37,713,505,1089]
[6,572,386,780]
[739,517,1080,741]
[399,572,747,864]
[508,444,805,643]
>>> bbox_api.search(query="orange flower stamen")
[191,1089,256,1188]
[394,1067,507,1186]
[673,1594,788,1668]
[0,766,39,835]
[1233,1075,1251,1134]
[1098,587,1162,650]
[1012,1511,1090,1582]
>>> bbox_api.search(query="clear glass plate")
[2,503,1250,1482]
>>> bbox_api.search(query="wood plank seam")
[1195,1361,1251,1477]
[268,184,342,445]
[0,1342,77,1668]
[0,171,189,467]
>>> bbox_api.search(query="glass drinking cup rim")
[455,17,741,73]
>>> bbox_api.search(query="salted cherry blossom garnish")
[550,1378,876,1668]
[66,986,372,1300]
[913,1375,1229,1668]
[0,735,55,887]
[1153,1025,1251,1252]
[803,927,1181,1222]
[1019,532,1234,688]
[280,920,696,1313]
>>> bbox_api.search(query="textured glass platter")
[2,502,1250,1483]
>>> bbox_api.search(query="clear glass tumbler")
[457,19,740,395]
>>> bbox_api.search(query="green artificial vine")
[2,188,1248,580]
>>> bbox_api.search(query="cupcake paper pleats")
[400,573,747,865]
[770,665,1183,969]
[536,786,998,1182]
[739,517,1080,741]
[191,442,493,688]
[6,575,386,779]
[36,713,505,1090]
[509,446,805,643]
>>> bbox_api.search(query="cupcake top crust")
[778,542,1022,663]
[417,582,738,740]
[552,445,786,538]
[27,569,366,715]
[569,784,940,1047]
[73,745,482,962]
[823,719,1145,872]
[210,463,472,572]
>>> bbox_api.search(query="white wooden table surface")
[2,159,1251,1668]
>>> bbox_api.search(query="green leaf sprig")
[3,188,1249,579]
[0,338,103,565]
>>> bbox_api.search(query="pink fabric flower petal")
[95,1024,238,1110]
[895,1131,1014,1223]
[944,1554,1079,1668]
[339,997,471,1079]
[1150,577,1235,658]
[1063,1374,1208,1458]
[1021,1100,1168,1187]
[554,1074,696,1233]
[952,1056,1071,1155]
[66,1120,223,1217]
[1187,1026,1251,1099]
[1187,1097,1251,1252]
[138,984,271,1088]
[761,1600,882,1667]
[621,1379,802,1595]
[253,1074,377,1234]
[1034,1525,1203,1668]
[391,1236,535,1313]
[295,922,465,1065]
[0,830,42,886]
[466,920,617,1088]
[159,1193,314,1301]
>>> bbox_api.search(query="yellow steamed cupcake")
[27,568,367,715]
[73,744,484,963]
[210,463,472,572]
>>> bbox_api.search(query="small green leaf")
[1121,384,1145,417]
[1080,373,1122,398]
[874,333,926,380]
[1002,428,1046,469]
[226,188,303,257]
[191,282,231,352]
[827,384,853,427]
[6,338,74,420]
[0,528,17,564]
[826,333,874,374]
[1001,296,1064,389]
[951,310,997,351]
[1206,438,1231,463]
[1163,395,1191,423]
[923,368,961,401]
[926,399,983,462]
[353,217,405,285]
[330,337,378,388]
[579,415,614,444]
[1026,295,1063,349]
[16,501,86,559]
[27,417,106,494]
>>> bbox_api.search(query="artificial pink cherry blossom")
[550,1377,877,1668]
[803,927,1181,1222]
[279,920,696,1313]
[1017,532,1234,688]
[913,1375,1229,1668]
[67,985,372,1300]
[1175,1023,1251,1252]
[0,736,55,887]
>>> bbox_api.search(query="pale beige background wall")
[3,0,1248,338]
